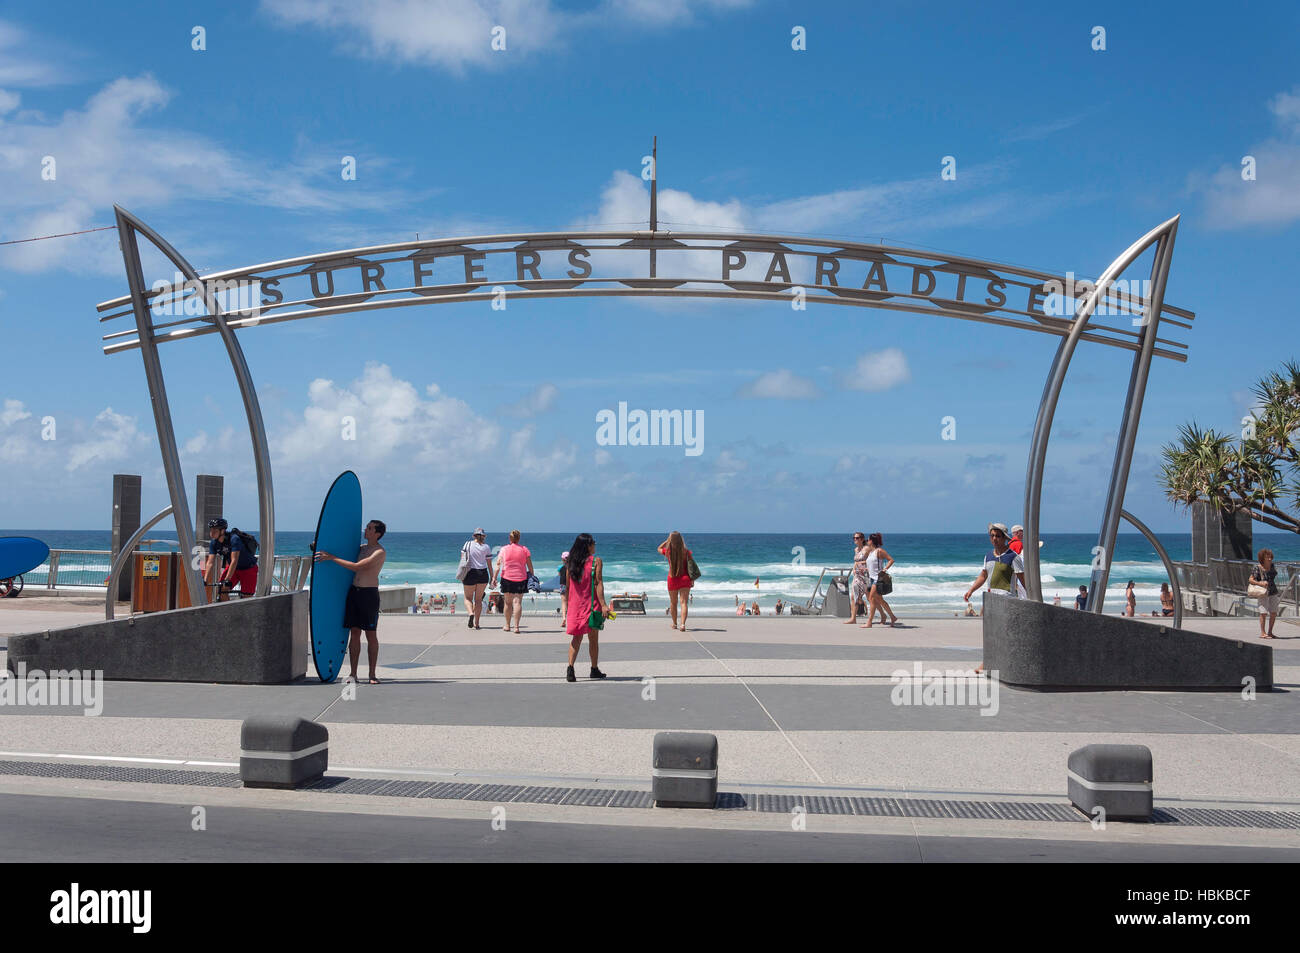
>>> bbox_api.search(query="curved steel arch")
[101,212,1192,614]
[1022,215,1179,614]
[111,206,276,602]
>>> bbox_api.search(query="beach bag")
[455,542,470,582]
[876,570,893,596]
[687,552,702,581]
[586,560,605,630]
[1247,568,1268,600]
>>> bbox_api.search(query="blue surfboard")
[0,537,50,579]
[309,471,362,683]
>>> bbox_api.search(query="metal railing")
[1171,557,1299,616]
[792,567,853,615]
[270,554,310,593]
[16,547,310,595]
[23,550,113,588]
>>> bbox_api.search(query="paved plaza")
[2,599,1298,860]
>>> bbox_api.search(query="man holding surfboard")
[314,520,387,685]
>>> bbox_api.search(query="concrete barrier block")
[240,716,328,789]
[1067,744,1152,821]
[7,591,308,685]
[652,731,718,808]
[982,593,1272,690]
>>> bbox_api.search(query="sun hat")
[473,527,485,536]
[988,522,1009,536]
[1010,524,1024,534]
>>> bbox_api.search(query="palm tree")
[1158,360,1300,534]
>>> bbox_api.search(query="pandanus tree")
[1158,360,1300,534]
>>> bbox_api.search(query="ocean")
[9,530,1300,617]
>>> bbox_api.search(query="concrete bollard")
[1067,744,1152,821]
[652,731,718,808]
[240,716,329,789]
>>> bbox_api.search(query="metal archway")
[99,208,1192,617]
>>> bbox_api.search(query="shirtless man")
[314,520,387,685]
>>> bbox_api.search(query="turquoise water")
[9,529,1299,617]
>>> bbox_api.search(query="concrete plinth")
[982,593,1272,691]
[6,591,307,684]
[240,716,328,789]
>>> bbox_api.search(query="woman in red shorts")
[658,531,694,632]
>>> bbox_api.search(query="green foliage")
[1158,360,1300,533]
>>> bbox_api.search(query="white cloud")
[500,382,559,418]
[737,369,819,399]
[261,0,564,74]
[844,348,910,392]
[275,362,500,468]
[0,74,404,273]
[1003,114,1085,143]
[0,89,19,114]
[0,21,62,87]
[584,169,745,231]
[1,398,31,427]
[582,160,1041,251]
[0,399,149,472]
[1197,86,1300,228]
[260,0,754,72]
[507,424,577,480]
[64,407,145,470]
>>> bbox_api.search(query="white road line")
[0,750,237,767]
[686,636,825,784]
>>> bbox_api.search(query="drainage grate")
[0,759,242,788]
[4,759,1299,830]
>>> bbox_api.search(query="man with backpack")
[206,518,259,600]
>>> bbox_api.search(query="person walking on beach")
[657,531,693,631]
[564,533,607,681]
[1124,580,1136,617]
[846,533,870,624]
[1251,549,1280,639]
[459,528,492,630]
[314,519,387,685]
[1075,585,1088,610]
[494,530,534,634]
[862,533,899,628]
[963,522,1025,673]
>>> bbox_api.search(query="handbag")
[586,558,605,630]
[455,542,470,582]
[876,569,893,596]
[1247,568,1269,599]
[687,552,702,581]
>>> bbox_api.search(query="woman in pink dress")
[564,533,607,682]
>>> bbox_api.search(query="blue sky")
[1,0,1298,534]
